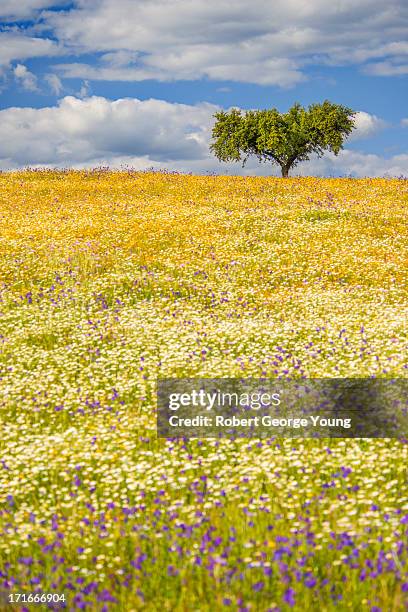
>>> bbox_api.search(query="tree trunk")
[281,165,289,178]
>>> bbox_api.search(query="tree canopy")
[210,101,356,177]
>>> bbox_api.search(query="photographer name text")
[167,415,352,429]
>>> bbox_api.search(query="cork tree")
[210,101,356,177]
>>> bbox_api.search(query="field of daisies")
[0,170,407,611]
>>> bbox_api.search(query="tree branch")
[264,151,283,166]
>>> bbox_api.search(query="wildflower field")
[0,170,407,611]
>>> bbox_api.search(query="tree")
[210,101,356,177]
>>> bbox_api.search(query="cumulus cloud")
[349,111,387,141]
[0,95,217,166]
[0,1,406,86]
[43,0,408,86]
[298,150,408,178]
[13,63,38,91]
[402,118,408,127]
[0,95,403,177]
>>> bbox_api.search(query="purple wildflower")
[305,576,317,588]
[253,581,264,592]
[283,588,296,607]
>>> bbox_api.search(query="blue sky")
[0,0,407,175]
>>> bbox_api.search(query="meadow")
[0,170,407,611]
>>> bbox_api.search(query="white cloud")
[0,95,404,177]
[0,1,406,86]
[349,111,387,141]
[76,80,91,98]
[298,150,408,178]
[0,1,66,21]
[42,0,408,86]
[0,95,217,166]
[45,73,63,95]
[55,57,305,87]
[14,63,38,91]
[100,50,140,68]
[0,32,60,68]
[402,118,408,127]
[320,41,408,65]
[364,61,408,76]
